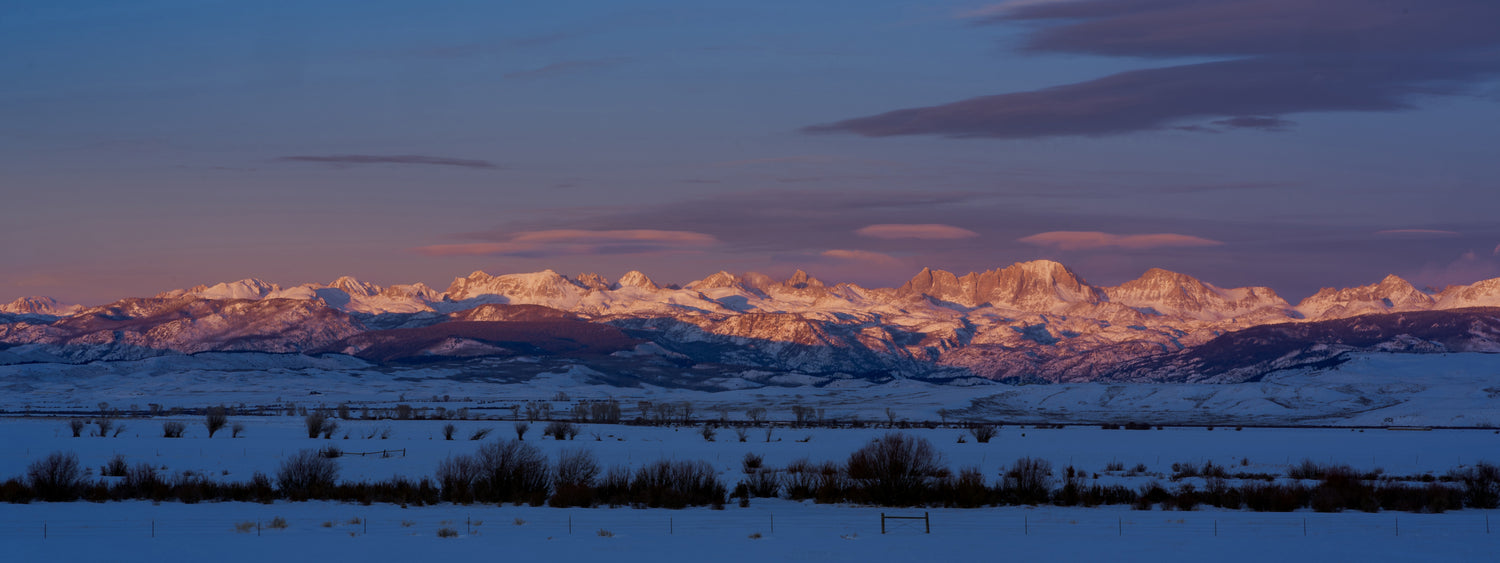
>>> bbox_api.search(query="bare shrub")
[267,516,289,529]
[305,412,327,439]
[321,420,339,440]
[543,421,580,440]
[442,423,457,440]
[162,421,186,438]
[234,521,256,533]
[474,439,551,504]
[319,445,343,458]
[469,428,493,441]
[1001,457,1053,505]
[277,449,340,499]
[437,527,459,538]
[436,454,480,503]
[968,424,997,443]
[95,418,114,438]
[733,427,749,442]
[746,407,767,425]
[630,459,727,508]
[742,453,764,474]
[231,423,246,438]
[845,433,948,506]
[68,418,86,438]
[699,424,717,442]
[514,422,530,441]
[102,454,129,477]
[597,529,614,537]
[551,449,601,507]
[204,405,228,438]
[1449,462,1500,509]
[27,451,82,501]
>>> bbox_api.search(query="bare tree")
[95,418,114,438]
[231,423,246,438]
[885,408,898,427]
[442,423,457,440]
[733,427,749,442]
[514,422,530,441]
[67,418,86,438]
[205,405,229,438]
[746,407,767,426]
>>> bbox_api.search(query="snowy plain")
[3,351,1499,561]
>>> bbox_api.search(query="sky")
[3,0,1499,306]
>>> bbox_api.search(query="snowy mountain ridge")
[4,260,1499,384]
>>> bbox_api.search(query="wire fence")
[0,508,1494,541]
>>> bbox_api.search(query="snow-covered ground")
[6,500,1499,562]
[4,352,1499,560]
[3,352,1498,427]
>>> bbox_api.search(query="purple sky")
[3,0,1499,305]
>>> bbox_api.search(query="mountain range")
[3,260,1498,386]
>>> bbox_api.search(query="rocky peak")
[328,276,380,297]
[783,269,824,289]
[688,271,741,290]
[1297,274,1435,320]
[444,270,584,302]
[615,270,659,291]
[575,273,611,291]
[0,296,81,316]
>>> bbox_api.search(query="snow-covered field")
[3,416,1500,561]
[3,352,1499,427]
[4,352,1500,560]
[7,500,1499,562]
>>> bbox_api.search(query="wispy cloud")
[277,155,498,169]
[505,57,631,80]
[808,0,1500,139]
[821,249,900,265]
[855,224,979,240]
[1211,116,1294,131]
[1019,231,1223,250]
[416,229,717,257]
[1377,229,1463,237]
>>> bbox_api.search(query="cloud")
[1211,116,1294,131]
[855,224,979,240]
[277,155,498,169]
[808,0,1500,139]
[821,249,900,265]
[505,57,631,80]
[1019,231,1223,250]
[416,229,717,257]
[1376,229,1463,237]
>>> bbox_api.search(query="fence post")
[43,521,46,539]
[1395,516,1398,537]
[770,513,774,534]
[1024,515,1027,536]
[152,520,155,538]
[1214,520,1217,537]
[925,512,930,534]
[670,517,673,535]
[1303,518,1307,536]
[1118,517,1122,536]
[881,513,886,534]
[569,515,573,535]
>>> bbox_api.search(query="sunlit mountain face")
[4,262,1498,386]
